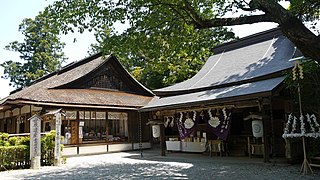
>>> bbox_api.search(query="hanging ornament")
[292,61,304,80]
[170,117,174,127]
[292,63,298,80]
[292,116,297,133]
[222,108,227,120]
[184,112,195,129]
[298,63,304,79]
[208,109,220,128]
[179,112,183,123]
[164,117,169,128]
[200,110,204,119]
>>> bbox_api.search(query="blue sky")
[0,0,281,99]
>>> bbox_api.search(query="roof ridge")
[10,52,104,95]
[212,27,282,54]
[57,52,103,75]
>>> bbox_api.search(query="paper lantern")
[252,120,263,138]
[152,125,160,138]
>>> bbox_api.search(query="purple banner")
[175,111,199,139]
[205,108,232,141]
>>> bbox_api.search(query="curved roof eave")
[154,32,301,96]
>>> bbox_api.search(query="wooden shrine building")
[0,53,154,156]
[140,28,303,161]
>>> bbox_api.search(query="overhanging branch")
[194,14,275,29]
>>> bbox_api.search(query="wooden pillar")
[139,112,143,157]
[261,105,270,163]
[269,98,275,162]
[160,124,166,156]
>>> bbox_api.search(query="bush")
[8,136,18,146]
[41,131,56,165]
[0,145,29,170]
[0,132,9,146]
[0,131,65,171]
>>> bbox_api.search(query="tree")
[172,0,320,61]
[90,24,233,89]
[41,0,319,88]
[285,60,320,115]
[42,0,235,89]
[1,13,66,88]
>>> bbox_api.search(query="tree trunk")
[255,0,320,62]
[190,0,320,62]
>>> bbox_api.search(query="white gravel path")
[1,150,319,179]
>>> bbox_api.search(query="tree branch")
[180,0,273,28]
[181,0,320,61]
[194,14,274,29]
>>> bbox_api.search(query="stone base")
[30,156,41,169]
[54,157,61,166]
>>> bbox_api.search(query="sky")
[0,0,280,99]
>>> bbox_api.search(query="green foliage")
[42,0,235,89]
[285,60,320,115]
[8,136,19,146]
[1,13,67,88]
[41,131,56,165]
[0,145,29,170]
[92,27,233,89]
[289,0,320,21]
[0,132,9,143]
[289,0,320,34]
[0,131,65,170]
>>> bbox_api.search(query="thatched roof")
[2,53,153,109]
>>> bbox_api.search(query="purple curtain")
[175,111,199,139]
[205,108,232,141]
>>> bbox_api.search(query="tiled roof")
[142,29,301,111]
[154,29,301,95]
[141,76,285,111]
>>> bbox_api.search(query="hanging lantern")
[252,120,263,138]
[152,125,161,138]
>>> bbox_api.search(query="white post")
[29,114,41,169]
[54,112,62,166]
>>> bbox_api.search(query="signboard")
[79,126,83,138]
[85,111,90,119]
[54,113,62,165]
[29,114,41,169]
[91,111,96,119]
[30,115,41,158]
[79,111,85,119]
[108,112,128,120]
[96,112,106,119]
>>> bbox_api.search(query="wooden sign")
[71,121,78,144]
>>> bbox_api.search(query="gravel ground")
[1,149,319,180]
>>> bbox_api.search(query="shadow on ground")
[13,151,320,180]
